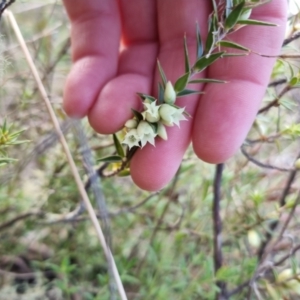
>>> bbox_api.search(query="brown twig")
[257,154,300,261]
[258,85,292,114]
[283,31,300,46]
[0,0,15,16]
[240,146,294,172]
[0,211,43,232]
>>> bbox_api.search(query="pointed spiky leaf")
[217,40,250,52]
[225,0,245,30]
[131,109,143,121]
[137,93,156,103]
[205,15,217,54]
[193,52,225,73]
[113,134,125,158]
[183,35,190,73]
[196,22,203,59]
[97,155,123,163]
[174,72,190,93]
[177,89,204,97]
[222,53,249,57]
[157,60,167,88]
[118,169,131,177]
[237,19,277,27]
[189,78,227,84]
[158,82,165,104]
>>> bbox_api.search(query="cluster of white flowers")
[122,81,188,149]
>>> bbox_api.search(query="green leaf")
[237,19,277,27]
[217,40,250,52]
[225,0,245,30]
[211,0,218,21]
[193,52,225,73]
[2,119,7,133]
[118,169,131,177]
[216,266,239,282]
[157,60,167,88]
[189,78,228,84]
[113,134,125,158]
[183,35,190,73]
[97,155,123,163]
[196,22,203,59]
[174,72,190,93]
[158,82,165,104]
[222,53,249,57]
[205,15,217,54]
[137,93,156,103]
[290,77,299,86]
[0,157,17,162]
[131,109,143,122]
[177,89,204,97]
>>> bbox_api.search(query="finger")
[62,0,120,117]
[130,0,212,191]
[192,0,287,163]
[88,1,158,133]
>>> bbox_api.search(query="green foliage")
[0,119,28,167]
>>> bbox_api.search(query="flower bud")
[164,81,177,104]
[277,268,300,294]
[295,158,300,169]
[157,122,168,140]
[137,121,156,147]
[142,101,161,123]
[247,230,261,248]
[159,104,177,126]
[240,9,252,21]
[125,119,138,129]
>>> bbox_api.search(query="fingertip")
[63,57,116,119]
[192,140,233,165]
[130,124,191,191]
[88,74,149,134]
[130,144,180,192]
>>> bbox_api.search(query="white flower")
[137,121,156,147]
[157,122,168,140]
[122,129,140,149]
[164,81,177,104]
[124,119,138,129]
[142,100,161,123]
[159,104,187,127]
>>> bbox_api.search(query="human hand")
[62,0,287,191]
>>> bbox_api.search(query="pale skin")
[62,0,287,191]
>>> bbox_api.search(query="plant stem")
[213,163,227,299]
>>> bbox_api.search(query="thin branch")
[228,242,300,297]
[213,163,226,299]
[240,146,293,172]
[0,268,56,280]
[283,31,300,46]
[268,78,287,87]
[274,190,300,247]
[257,157,299,261]
[0,0,15,16]
[0,211,43,232]
[274,243,300,266]
[258,85,292,114]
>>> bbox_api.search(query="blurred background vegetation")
[1,1,300,299]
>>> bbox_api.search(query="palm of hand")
[63,0,286,191]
